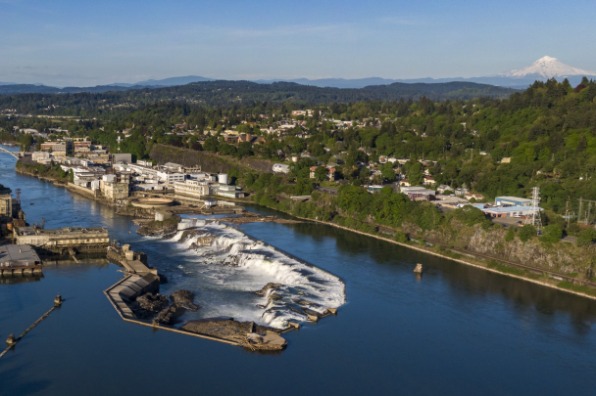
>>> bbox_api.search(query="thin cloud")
[378,16,422,26]
[228,23,344,38]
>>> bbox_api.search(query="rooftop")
[0,244,41,266]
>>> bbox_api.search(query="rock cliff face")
[464,227,587,274]
[419,222,591,275]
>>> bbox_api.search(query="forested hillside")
[1,78,594,216]
[0,80,514,114]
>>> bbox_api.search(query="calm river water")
[1,148,596,395]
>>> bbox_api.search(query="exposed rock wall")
[422,222,591,274]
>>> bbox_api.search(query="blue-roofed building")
[472,203,541,218]
[494,196,533,207]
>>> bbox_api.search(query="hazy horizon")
[2,0,596,87]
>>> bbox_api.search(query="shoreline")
[303,217,596,301]
[11,161,596,301]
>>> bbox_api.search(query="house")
[40,142,67,157]
[423,175,436,186]
[465,192,485,201]
[31,151,51,164]
[400,186,436,201]
[73,140,92,154]
[436,184,453,194]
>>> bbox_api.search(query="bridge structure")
[0,146,20,159]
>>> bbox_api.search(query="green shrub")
[518,225,537,242]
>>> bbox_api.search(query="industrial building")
[0,244,42,276]
[13,226,109,256]
[494,196,533,207]
[472,203,541,219]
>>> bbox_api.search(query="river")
[1,148,595,395]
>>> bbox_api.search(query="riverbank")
[304,217,596,301]
[13,162,596,300]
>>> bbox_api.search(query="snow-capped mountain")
[505,56,595,79]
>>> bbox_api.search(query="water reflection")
[288,222,596,336]
[0,275,43,285]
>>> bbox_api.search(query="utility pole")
[578,198,596,225]
[564,200,572,228]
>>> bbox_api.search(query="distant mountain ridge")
[0,56,593,94]
[134,75,213,86]
[0,80,516,108]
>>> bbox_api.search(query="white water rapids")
[156,218,346,329]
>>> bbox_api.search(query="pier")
[0,295,63,360]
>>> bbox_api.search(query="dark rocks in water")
[255,282,282,297]
[170,289,199,311]
[154,304,185,325]
[132,293,169,318]
[268,293,282,301]
[137,293,169,311]
[133,289,199,323]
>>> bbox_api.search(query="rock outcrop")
[132,289,199,324]
[182,318,287,351]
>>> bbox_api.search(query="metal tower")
[578,197,596,225]
[531,187,542,235]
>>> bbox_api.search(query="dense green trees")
[1,78,595,223]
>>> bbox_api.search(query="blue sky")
[1,0,595,86]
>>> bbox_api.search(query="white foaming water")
[158,218,346,329]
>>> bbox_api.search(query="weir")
[167,218,345,330]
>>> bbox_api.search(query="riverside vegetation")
[2,78,596,294]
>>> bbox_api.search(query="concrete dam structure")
[13,226,109,257]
